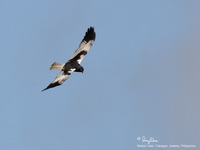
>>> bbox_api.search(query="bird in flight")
[42,27,96,91]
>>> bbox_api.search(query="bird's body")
[42,27,96,91]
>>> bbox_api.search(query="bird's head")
[75,66,84,73]
[79,67,84,73]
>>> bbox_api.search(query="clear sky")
[0,0,200,150]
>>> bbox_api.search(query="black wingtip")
[82,27,96,42]
[41,82,61,92]
[41,88,48,92]
[41,86,50,92]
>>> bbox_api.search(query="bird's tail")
[49,62,64,70]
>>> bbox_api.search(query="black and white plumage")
[42,27,96,91]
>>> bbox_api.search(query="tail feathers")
[50,62,64,70]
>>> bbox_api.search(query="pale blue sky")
[0,0,200,150]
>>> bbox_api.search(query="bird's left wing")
[70,27,96,64]
[42,68,75,91]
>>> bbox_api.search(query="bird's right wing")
[42,68,75,91]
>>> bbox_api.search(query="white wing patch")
[52,71,69,84]
[71,40,94,63]
[77,54,86,64]
[52,68,76,84]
